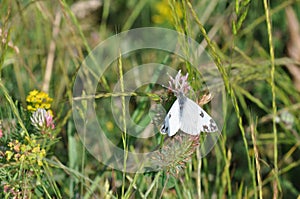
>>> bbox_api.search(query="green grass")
[1,0,300,198]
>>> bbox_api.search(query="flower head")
[148,132,200,176]
[5,138,47,167]
[26,90,53,112]
[152,0,183,25]
[168,70,191,96]
[31,108,55,132]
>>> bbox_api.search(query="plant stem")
[262,0,281,196]
[118,52,128,198]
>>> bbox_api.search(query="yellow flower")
[27,105,34,111]
[33,146,46,166]
[25,136,31,142]
[106,121,114,131]
[5,150,13,161]
[37,159,43,166]
[26,90,53,112]
[19,154,25,162]
[5,137,47,167]
[152,0,183,25]
[32,145,41,153]
[37,149,46,166]
[13,153,21,161]
[20,143,31,153]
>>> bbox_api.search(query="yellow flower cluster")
[5,138,46,166]
[152,0,183,25]
[26,90,53,112]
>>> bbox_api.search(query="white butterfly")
[160,93,218,136]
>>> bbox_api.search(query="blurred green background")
[1,0,300,198]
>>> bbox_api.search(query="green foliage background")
[1,0,300,198]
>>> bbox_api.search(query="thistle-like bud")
[168,70,191,96]
[30,108,55,133]
[149,132,199,176]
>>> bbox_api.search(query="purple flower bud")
[31,108,55,132]
[167,70,191,96]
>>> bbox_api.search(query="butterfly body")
[160,94,218,136]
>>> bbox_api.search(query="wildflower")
[152,0,183,25]
[106,121,114,131]
[26,90,53,112]
[5,150,14,161]
[31,108,55,132]
[31,145,46,166]
[0,129,2,138]
[37,149,46,166]
[3,184,10,193]
[8,140,20,152]
[149,132,200,176]
[168,70,191,96]
[3,184,21,198]
[198,93,213,106]
[6,138,47,166]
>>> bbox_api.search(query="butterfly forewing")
[160,99,181,136]
[180,97,218,135]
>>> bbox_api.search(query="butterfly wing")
[180,97,218,135]
[160,99,181,136]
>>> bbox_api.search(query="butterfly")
[160,92,218,136]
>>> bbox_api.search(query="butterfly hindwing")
[180,97,218,135]
[160,99,181,136]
